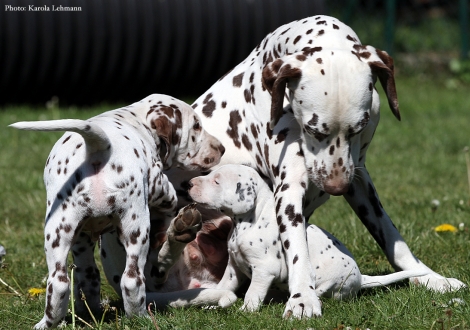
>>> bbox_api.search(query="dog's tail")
[10,119,111,153]
[360,270,430,289]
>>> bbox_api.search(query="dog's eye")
[193,121,201,130]
[214,179,219,185]
[348,113,370,139]
[347,115,370,139]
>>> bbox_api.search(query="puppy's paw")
[173,203,202,243]
[218,291,238,308]
[240,300,261,312]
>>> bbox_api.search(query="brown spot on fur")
[293,255,299,264]
[232,72,244,87]
[285,204,303,227]
[241,134,252,150]
[226,111,243,148]
[284,239,290,249]
[62,135,72,144]
[302,46,323,56]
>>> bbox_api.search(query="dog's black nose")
[187,181,194,189]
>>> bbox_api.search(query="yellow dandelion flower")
[434,224,458,233]
[28,288,46,296]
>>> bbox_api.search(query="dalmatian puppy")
[9,94,225,329]
[175,15,464,317]
[188,164,429,311]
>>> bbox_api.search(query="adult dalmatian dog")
[188,164,429,311]
[10,94,225,329]
[171,15,465,318]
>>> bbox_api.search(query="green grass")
[1,76,470,329]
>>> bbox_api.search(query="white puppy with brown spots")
[188,164,428,312]
[10,94,225,329]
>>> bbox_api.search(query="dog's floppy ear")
[262,59,302,130]
[363,47,401,121]
[152,116,174,167]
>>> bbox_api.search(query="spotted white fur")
[166,15,465,317]
[10,94,224,329]
[189,164,429,311]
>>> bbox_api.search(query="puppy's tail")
[10,119,111,153]
[361,270,430,289]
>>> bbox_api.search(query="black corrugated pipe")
[0,0,325,105]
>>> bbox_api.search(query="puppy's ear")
[360,46,400,121]
[262,58,302,130]
[152,116,173,167]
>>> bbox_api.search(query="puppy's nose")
[187,180,194,189]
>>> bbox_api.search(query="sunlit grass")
[0,77,469,329]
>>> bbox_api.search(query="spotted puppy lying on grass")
[188,164,429,312]
[9,94,225,329]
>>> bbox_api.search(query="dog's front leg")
[274,179,322,318]
[344,168,465,292]
[242,272,276,312]
[216,254,246,294]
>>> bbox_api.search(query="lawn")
[0,75,469,329]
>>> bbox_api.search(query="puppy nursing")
[189,165,428,311]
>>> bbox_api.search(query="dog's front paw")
[173,203,202,243]
[34,318,54,329]
[218,290,238,308]
[411,273,466,293]
[240,299,262,312]
[283,292,322,319]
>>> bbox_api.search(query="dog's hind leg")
[116,205,151,318]
[71,233,101,317]
[34,210,81,329]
